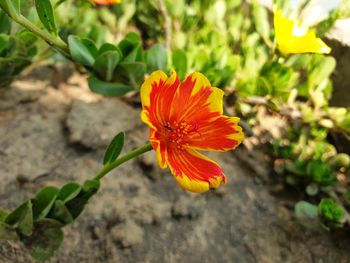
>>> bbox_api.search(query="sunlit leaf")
[56,183,81,204]
[68,35,98,66]
[34,0,57,36]
[172,49,187,80]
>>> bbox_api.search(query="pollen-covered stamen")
[161,121,201,149]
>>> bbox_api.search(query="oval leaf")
[49,200,73,225]
[295,201,320,229]
[56,183,81,204]
[65,179,100,219]
[0,208,8,222]
[32,186,59,220]
[88,76,132,97]
[34,0,57,36]
[172,49,187,80]
[93,50,122,82]
[68,35,98,66]
[147,43,167,72]
[118,62,146,89]
[0,222,18,240]
[98,43,120,54]
[103,132,124,165]
[5,200,33,236]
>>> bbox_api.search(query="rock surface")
[0,68,350,263]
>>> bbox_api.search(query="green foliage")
[172,49,187,80]
[68,35,98,66]
[146,43,168,72]
[295,201,319,229]
[0,27,37,88]
[88,76,132,97]
[34,0,57,36]
[0,179,100,261]
[318,199,345,229]
[103,132,125,165]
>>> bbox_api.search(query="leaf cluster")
[0,10,37,88]
[0,180,100,261]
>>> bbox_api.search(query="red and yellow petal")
[93,0,121,5]
[149,128,168,169]
[167,148,226,193]
[140,70,168,108]
[185,116,244,152]
[190,72,224,114]
[140,70,179,128]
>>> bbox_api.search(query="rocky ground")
[1,66,350,263]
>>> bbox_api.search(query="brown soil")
[1,66,350,263]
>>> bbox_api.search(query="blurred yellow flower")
[93,0,121,5]
[273,6,331,55]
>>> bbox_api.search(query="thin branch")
[157,0,171,51]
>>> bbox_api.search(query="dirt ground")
[1,66,350,263]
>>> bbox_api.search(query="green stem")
[2,0,70,57]
[94,143,153,180]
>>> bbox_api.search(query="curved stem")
[94,143,153,180]
[2,0,70,57]
[15,15,69,56]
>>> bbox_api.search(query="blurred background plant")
[1,0,350,235]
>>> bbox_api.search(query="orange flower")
[140,70,244,193]
[93,0,121,5]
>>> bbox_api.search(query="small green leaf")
[22,219,64,261]
[146,43,167,72]
[32,186,59,220]
[0,222,18,240]
[0,10,11,34]
[308,56,336,89]
[172,49,187,80]
[122,46,143,63]
[327,153,350,169]
[318,198,345,228]
[65,179,100,219]
[118,62,146,89]
[252,2,270,43]
[68,35,98,66]
[295,201,320,229]
[56,183,81,204]
[88,76,132,97]
[98,43,120,54]
[93,50,122,82]
[34,0,57,36]
[48,200,73,225]
[0,209,8,222]
[118,32,141,57]
[103,132,124,165]
[307,160,337,186]
[5,200,33,236]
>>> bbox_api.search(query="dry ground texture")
[1,66,350,263]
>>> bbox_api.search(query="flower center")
[161,120,200,149]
